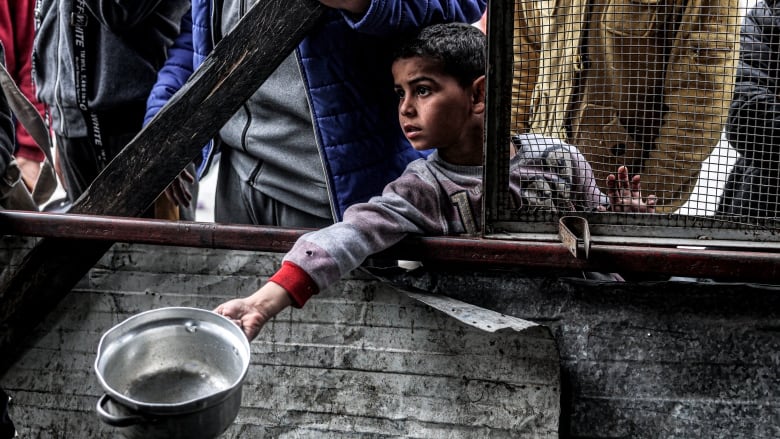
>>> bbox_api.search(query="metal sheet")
[401,289,541,334]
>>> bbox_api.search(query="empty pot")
[94,307,251,439]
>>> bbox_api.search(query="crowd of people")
[0,1,770,222]
[0,1,777,436]
[215,23,656,339]
[0,0,774,336]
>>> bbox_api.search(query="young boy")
[215,22,655,341]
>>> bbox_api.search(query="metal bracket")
[558,216,591,259]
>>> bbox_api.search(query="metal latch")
[558,216,591,259]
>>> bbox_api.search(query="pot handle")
[96,394,149,427]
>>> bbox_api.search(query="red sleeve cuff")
[269,261,319,308]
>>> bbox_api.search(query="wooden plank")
[0,0,326,373]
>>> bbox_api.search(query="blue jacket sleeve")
[144,10,195,126]
[345,0,487,35]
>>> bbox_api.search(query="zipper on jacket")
[236,0,250,154]
[210,0,223,46]
[239,104,251,153]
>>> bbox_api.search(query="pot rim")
[94,307,250,415]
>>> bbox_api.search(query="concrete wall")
[1,237,778,437]
[388,266,780,438]
[0,238,560,438]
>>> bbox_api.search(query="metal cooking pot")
[94,307,250,439]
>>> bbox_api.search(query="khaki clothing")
[515,0,740,212]
[510,0,547,134]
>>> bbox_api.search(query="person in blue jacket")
[145,0,487,228]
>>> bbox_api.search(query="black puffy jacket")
[719,0,780,217]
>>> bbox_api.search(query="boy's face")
[392,56,484,165]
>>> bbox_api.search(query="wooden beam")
[0,0,325,373]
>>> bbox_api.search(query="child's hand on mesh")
[600,166,657,213]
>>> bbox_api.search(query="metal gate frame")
[482,0,780,250]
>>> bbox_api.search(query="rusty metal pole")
[2,210,779,282]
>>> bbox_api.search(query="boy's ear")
[471,75,486,114]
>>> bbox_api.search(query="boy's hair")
[393,22,486,87]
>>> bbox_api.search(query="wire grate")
[486,0,780,242]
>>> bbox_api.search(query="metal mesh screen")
[485,0,780,244]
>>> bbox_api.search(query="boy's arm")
[510,134,610,210]
[283,190,434,303]
[215,282,293,342]
[510,134,656,212]
[559,145,656,212]
[216,170,445,340]
[215,205,424,341]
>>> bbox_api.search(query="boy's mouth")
[403,124,422,140]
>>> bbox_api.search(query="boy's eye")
[415,86,431,97]
[394,88,405,99]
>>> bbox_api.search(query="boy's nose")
[399,98,415,116]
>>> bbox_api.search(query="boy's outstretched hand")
[599,165,657,213]
[214,282,293,341]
